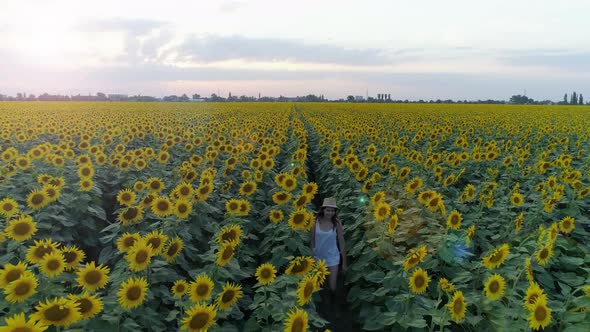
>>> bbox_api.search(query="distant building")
[354,96,365,101]
[108,94,128,101]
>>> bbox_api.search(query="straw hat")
[321,197,337,209]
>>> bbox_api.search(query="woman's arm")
[336,220,347,271]
[310,222,315,252]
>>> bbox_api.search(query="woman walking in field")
[311,197,348,308]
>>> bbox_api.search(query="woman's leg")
[327,265,339,292]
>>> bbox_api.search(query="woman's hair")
[316,207,339,230]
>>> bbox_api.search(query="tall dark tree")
[564,93,568,104]
[579,94,584,105]
[572,92,577,105]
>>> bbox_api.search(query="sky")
[1,0,589,100]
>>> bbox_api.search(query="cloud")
[174,35,398,66]
[499,50,590,71]
[218,0,245,13]
[79,17,166,35]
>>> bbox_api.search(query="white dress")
[314,220,340,267]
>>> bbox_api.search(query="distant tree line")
[1,91,588,105]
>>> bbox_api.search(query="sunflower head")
[68,292,103,320]
[172,280,189,298]
[255,263,277,285]
[484,274,506,301]
[447,290,466,323]
[4,272,38,303]
[162,237,184,263]
[216,282,243,311]
[217,225,243,246]
[31,296,82,327]
[283,307,308,332]
[189,274,214,303]
[181,303,217,332]
[76,261,110,292]
[5,214,38,242]
[409,268,431,295]
[117,276,149,309]
[285,256,315,277]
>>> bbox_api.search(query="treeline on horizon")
[0,91,588,105]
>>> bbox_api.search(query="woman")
[310,197,348,294]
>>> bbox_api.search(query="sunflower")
[116,232,141,252]
[302,182,319,197]
[116,189,136,206]
[0,197,19,216]
[269,209,285,223]
[283,307,308,332]
[255,263,278,285]
[26,239,60,264]
[31,297,81,327]
[217,225,243,246]
[215,242,236,267]
[173,200,192,219]
[76,261,110,292]
[311,259,330,286]
[0,261,31,288]
[296,275,317,306]
[143,230,168,255]
[57,245,85,271]
[528,296,552,330]
[239,181,257,197]
[447,290,466,323]
[293,195,310,209]
[0,312,48,332]
[524,282,547,310]
[41,184,60,203]
[237,200,251,216]
[482,243,510,269]
[216,282,243,311]
[171,280,189,298]
[181,303,217,332]
[118,276,149,309]
[68,292,103,320]
[403,246,427,271]
[5,214,38,242]
[510,192,524,207]
[272,191,292,205]
[118,205,144,225]
[189,274,214,303]
[280,175,298,192]
[150,196,173,217]
[387,214,399,234]
[77,165,94,178]
[373,202,391,222]
[446,210,462,230]
[404,177,423,194]
[39,251,66,278]
[15,156,32,170]
[146,177,165,193]
[133,181,146,192]
[126,239,154,272]
[285,256,315,277]
[535,244,553,266]
[79,178,94,192]
[409,268,430,294]
[514,213,524,234]
[287,208,310,231]
[26,189,49,210]
[559,216,575,234]
[370,191,386,205]
[225,199,241,215]
[438,278,456,294]
[483,274,506,301]
[162,237,184,263]
[173,182,193,200]
[4,273,38,303]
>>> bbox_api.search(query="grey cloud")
[175,35,399,66]
[499,50,590,71]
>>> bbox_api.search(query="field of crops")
[1,102,589,331]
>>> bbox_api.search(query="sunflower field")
[0,102,589,331]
